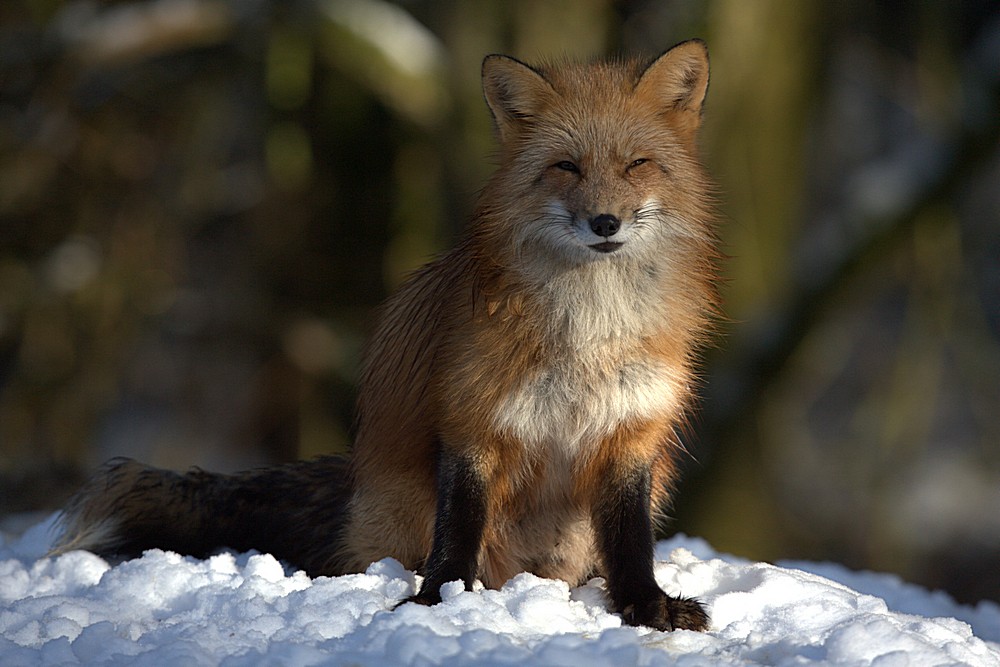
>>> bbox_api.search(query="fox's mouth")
[589,241,624,253]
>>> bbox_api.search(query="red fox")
[53,40,719,632]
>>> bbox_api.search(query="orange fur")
[55,41,719,632]
[342,40,719,586]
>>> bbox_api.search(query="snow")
[2,515,999,666]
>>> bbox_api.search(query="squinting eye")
[554,160,580,173]
[628,158,649,170]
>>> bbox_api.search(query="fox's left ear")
[636,39,710,140]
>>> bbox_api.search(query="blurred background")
[1,0,998,605]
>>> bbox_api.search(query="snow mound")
[2,514,998,666]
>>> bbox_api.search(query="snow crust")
[2,514,998,666]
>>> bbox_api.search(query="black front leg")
[594,465,708,632]
[402,447,487,606]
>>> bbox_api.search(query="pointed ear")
[635,39,710,139]
[482,55,555,142]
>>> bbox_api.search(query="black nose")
[590,214,620,238]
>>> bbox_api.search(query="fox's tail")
[50,456,352,577]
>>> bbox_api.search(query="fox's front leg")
[402,446,486,606]
[594,463,709,632]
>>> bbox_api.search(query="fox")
[52,39,719,632]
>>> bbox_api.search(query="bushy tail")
[51,456,352,577]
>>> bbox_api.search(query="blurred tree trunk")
[677,0,822,561]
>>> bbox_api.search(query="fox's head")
[478,41,712,275]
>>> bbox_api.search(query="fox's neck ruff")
[536,255,667,349]
[486,248,688,461]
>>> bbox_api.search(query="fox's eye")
[627,158,649,170]
[554,160,580,173]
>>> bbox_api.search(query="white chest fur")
[491,260,682,460]
[492,356,681,459]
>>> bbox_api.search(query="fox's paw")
[395,590,442,609]
[621,593,709,632]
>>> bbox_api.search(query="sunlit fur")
[344,42,720,588]
[54,43,720,628]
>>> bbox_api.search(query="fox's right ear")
[481,55,554,142]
